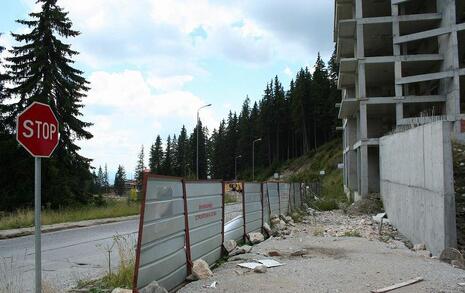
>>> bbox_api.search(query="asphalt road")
[0,203,242,291]
[0,219,139,292]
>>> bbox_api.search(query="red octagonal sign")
[16,102,59,158]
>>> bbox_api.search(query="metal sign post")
[16,102,59,293]
[34,157,41,293]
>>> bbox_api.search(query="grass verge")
[0,200,140,230]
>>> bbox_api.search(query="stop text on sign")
[16,102,59,158]
[22,120,57,140]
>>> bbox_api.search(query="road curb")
[0,215,139,239]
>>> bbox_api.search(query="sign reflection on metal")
[243,182,263,234]
[185,181,223,266]
[134,176,187,292]
[279,183,290,215]
[267,182,280,216]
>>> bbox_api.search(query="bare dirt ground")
[179,210,465,293]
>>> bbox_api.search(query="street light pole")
[235,155,242,180]
[252,138,262,181]
[196,104,212,180]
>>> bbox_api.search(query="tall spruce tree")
[135,145,145,190]
[162,135,173,175]
[1,0,93,208]
[176,126,189,176]
[103,164,109,193]
[114,165,126,196]
[149,135,163,173]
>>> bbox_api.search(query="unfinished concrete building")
[335,0,465,201]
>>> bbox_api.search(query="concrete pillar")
[359,103,369,197]
[392,3,404,125]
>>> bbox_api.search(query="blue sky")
[1,0,334,179]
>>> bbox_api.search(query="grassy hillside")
[253,138,346,209]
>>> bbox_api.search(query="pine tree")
[114,165,126,196]
[162,135,172,175]
[176,126,189,177]
[135,145,145,190]
[104,164,109,193]
[1,0,93,208]
[149,135,163,173]
[97,166,104,193]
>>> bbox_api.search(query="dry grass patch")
[0,200,139,230]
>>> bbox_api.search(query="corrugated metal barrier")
[279,182,290,215]
[185,181,223,266]
[134,175,304,292]
[266,182,280,216]
[134,175,187,291]
[243,182,263,234]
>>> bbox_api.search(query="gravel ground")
[179,211,465,293]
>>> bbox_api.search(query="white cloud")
[283,66,292,77]
[79,70,218,174]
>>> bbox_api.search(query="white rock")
[413,243,426,251]
[253,265,267,273]
[247,232,265,244]
[192,259,213,280]
[223,239,237,253]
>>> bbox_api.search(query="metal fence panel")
[243,182,262,234]
[295,183,302,208]
[279,182,290,215]
[224,215,244,242]
[262,184,270,226]
[186,182,223,266]
[266,182,280,216]
[135,176,187,291]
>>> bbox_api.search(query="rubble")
[223,239,237,253]
[192,259,213,280]
[139,281,168,293]
[262,223,272,236]
[301,210,401,243]
[413,243,426,251]
[247,232,265,244]
[229,245,252,256]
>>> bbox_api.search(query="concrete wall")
[379,121,457,255]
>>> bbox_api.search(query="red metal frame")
[181,179,193,275]
[132,173,184,293]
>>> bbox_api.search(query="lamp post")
[252,138,262,181]
[235,155,242,180]
[196,103,212,179]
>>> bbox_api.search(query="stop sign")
[16,102,59,158]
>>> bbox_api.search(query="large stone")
[270,217,281,227]
[270,214,279,220]
[139,281,168,293]
[263,223,272,236]
[284,216,293,223]
[192,259,213,280]
[247,232,265,244]
[223,239,237,253]
[229,245,253,256]
[440,247,464,264]
[413,243,426,251]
